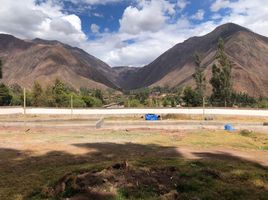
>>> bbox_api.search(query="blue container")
[224,124,235,131]
[145,114,159,121]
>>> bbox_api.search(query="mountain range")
[0,23,268,97]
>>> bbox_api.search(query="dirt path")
[173,147,268,166]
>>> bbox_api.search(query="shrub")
[239,129,253,137]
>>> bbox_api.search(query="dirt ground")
[0,125,268,200]
[0,126,267,164]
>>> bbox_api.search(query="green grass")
[126,158,268,200]
[0,129,268,199]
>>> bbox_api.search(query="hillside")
[116,23,268,97]
[1,23,268,97]
[0,34,119,90]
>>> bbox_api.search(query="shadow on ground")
[0,142,267,200]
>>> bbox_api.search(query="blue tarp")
[224,124,235,131]
[145,114,159,121]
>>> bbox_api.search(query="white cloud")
[64,0,122,5]
[0,0,86,46]
[1,0,268,68]
[119,0,175,35]
[191,9,205,20]
[177,0,189,11]
[210,0,268,36]
[90,24,100,33]
[211,0,230,12]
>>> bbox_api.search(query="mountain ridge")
[115,23,268,97]
[0,33,119,90]
[0,23,268,97]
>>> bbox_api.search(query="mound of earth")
[43,162,181,200]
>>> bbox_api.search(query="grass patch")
[0,128,268,199]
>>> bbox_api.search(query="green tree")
[193,54,206,106]
[182,86,200,107]
[82,96,102,107]
[10,84,23,106]
[0,59,2,79]
[93,89,104,103]
[43,86,56,107]
[210,38,233,106]
[231,92,257,107]
[134,88,149,105]
[52,79,70,107]
[0,83,12,106]
[32,82,44,107]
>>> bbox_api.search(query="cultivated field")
[0,118,268,200]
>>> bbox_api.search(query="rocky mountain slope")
[117,23,268,97]
[0,34,119,90]
[1,23,268,97]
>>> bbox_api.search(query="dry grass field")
[0,123,268,200]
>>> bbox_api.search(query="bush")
[72,96,86,108]
[125,99,141,107]
[239,129,253,137]
[82,96,102,107]
[258,99,268,108]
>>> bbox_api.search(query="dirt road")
[1,107,268,116]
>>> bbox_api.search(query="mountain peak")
[211,23,250,38]
[32,38,61,45]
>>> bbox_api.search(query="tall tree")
[210,38,233,106]
[193,54,206,105]
[0,59,2,79]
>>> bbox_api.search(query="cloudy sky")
[0,0,268,67]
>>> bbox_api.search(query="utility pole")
[23,88,26,130]
[70,94,73,118]
[23,88,26,115]
[203,96,205,120]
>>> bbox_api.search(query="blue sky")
[0,0,268,66]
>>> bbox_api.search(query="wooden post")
[23,88,26,115]
[71,95,73,118]
[203,96,205,120]
[23,88,26,129]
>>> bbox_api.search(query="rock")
[160,190,180,200]
[112,161,129,170]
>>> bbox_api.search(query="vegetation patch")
[32,159,268,200]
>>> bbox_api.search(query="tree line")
[0,79,105,107]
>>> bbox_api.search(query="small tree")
[32,81,44,107]
[52,79,70,107]
[94,89,104,103]
[0,83,12,106]
[210,38,233,106]
[182,86,200,107]
[10,84,23,106]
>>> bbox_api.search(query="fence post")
[23,88,26,115]
[203,96,205,120]
[71,95,73,118]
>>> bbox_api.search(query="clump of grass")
[240,129,253,137]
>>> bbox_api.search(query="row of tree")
[0,79,105,107]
